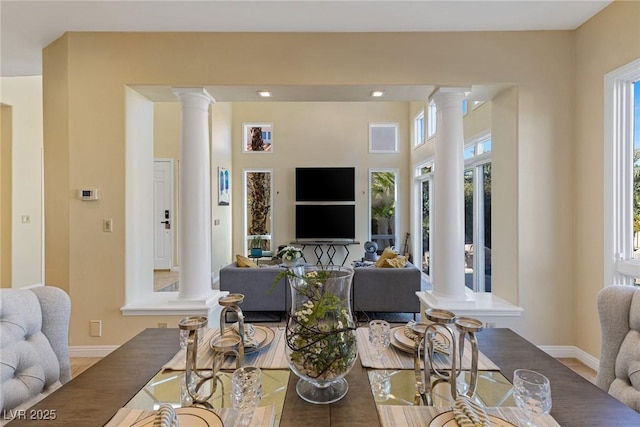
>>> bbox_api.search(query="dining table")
[5,327,640,426]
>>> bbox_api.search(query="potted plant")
[250,236,263,257]
[277,245,304,268]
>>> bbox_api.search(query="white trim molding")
[604,58,640,286]
[69,345,118,358]
[539,345,600,373]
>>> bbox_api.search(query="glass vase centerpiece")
[280,266,357,404]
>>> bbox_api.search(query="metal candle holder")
[218,293,246,367]
[415,309,483,405]
[178,293,248,406]
[454,316,483,397]
[179,316,212,404]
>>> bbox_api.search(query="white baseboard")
[538,345,600,372]
[69,345,119,358]
[170,266,180,272]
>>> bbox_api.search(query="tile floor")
[154,270,179,291]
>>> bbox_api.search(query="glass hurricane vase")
[285,266,358,404]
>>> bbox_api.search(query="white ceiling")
[0,0,611,101]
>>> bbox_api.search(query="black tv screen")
[296,167,355,202]
[295,204,356,241]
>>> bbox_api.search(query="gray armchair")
[596,285,640,412]
[0,286,71,414]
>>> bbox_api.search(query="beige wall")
[0,104,12,287]
[41,28,599,349]
[574,0,640,357]
[464,102,492,140]
[0,76,43,288]
[231,102,411,264]
[211,102,233,277]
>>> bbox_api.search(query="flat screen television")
[295,204,355,241]
[296,167,355,202]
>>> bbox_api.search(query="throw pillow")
[376,247,398,268]
[236,254,258,268]
[379,255,408,268]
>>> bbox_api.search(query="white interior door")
[154,159,173,270]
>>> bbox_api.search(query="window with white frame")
[415,161,433,277]
[415,131,492,292]
[605,59,640,286]
[369,169,398,253]
[463,132,492,292]
[427,100,437,139]
[414,111,425,147]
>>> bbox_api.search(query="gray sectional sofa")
[219,261,424,316]
[219,263,289,312]
[352,262,423,314]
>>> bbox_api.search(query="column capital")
[172,87,215,105]
[430,87,470,109]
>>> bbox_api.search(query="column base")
[169,291,220,306]
[424,287,477,306]
[416,289,524,319]
[121,290,228,320]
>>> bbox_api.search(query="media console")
[290,240,360,267]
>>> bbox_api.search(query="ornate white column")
[173,88,215,302]
[431,87,469,301]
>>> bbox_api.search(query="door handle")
[161,220,170,229]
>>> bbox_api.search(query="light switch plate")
[90,320,102,337]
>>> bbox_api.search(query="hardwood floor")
[557,357,597,384]
[70,357,102,378]
[70,356,598,383]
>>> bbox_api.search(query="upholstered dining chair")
[0,286,71,415]
[596,285,640,412]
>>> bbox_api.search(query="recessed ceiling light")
[258,91,272,97]
[370,90,385,97]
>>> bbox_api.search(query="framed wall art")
[242,123,273,153]
[218,167,230,206]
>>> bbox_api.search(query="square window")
[369,123,399,153]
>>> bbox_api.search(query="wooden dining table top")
[6,327,640,426]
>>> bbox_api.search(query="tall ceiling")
[1,0,611,78]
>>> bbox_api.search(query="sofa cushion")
[375,247,398,268]
[0,289,61,411]
[236,254,258,268]
[379,255,408,268]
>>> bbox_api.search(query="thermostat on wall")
[78,189,99,200]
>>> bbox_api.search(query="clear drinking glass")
[369,320,390,362]
[513,369,552,426]
[231,366,263,425]
[370,370,391,402]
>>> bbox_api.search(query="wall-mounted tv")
[296,167,355,202]
[295,204,356,241]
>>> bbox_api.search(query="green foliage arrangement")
[275,268,357,381]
